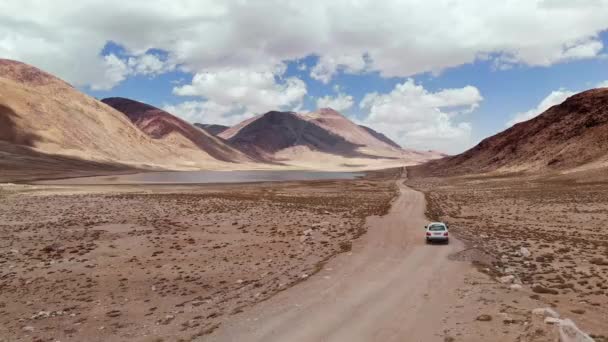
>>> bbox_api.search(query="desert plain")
[0,169,398,341]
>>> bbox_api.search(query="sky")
[1,1,608,154]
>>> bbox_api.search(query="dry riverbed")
[0,169,399,342]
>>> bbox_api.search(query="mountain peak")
[316,108,342,116]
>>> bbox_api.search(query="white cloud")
[310,54,367,84]
[127,53,175,76]
[1,0,607,88]
[89,54,130,90]
[506,89,575,127]
[163,100,251,126]
[173,66,307,115]
[316,92,354,112]
[598,80,608,87]
[166,65,307,124]
[360,79,482,154]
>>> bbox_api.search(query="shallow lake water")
[35,170,365,185]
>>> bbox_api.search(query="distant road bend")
[208,173,468,342]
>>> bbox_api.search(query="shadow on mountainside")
[0,104,40,147]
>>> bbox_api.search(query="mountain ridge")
[409,87,608,177]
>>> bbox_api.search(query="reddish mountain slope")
[298,108,402,154]
[410,88,608,176]
[194,123,229,136]
[219,111,367,160]
[102,98,250,162]
[0,59,252,173]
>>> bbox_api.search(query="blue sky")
[86,32,608,152]
[3,1,608,153]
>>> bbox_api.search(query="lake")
[34,170,365,185]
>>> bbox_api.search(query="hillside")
[194,123,229,136]
[102,98,250,162]
[218,111,366,160]
[358,125,402,149]
[0,59,253,178]
[298,108,403,155]
[218,109,442,169]
[410,88,608,177]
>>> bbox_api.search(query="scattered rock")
[31,311,51,320]
[532,285,559,295]
[544,317,561,325]
[589,257,608,266]
[499,275,515,284]
[21,326,34,332]
[519,247,531,258]
[160,314,175,325]
[476,314,492,322]
[532,307,560,318]
[509,284,523,290]
[570,309,585,315]
[558,318,595,342]
[105,310,121,318]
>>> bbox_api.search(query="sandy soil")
[408,171,608,341]
[0,170,398,342]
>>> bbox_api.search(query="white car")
[425,222,449,244]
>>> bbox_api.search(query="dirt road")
[207,179,470,342]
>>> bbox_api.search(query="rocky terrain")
[411,88,608,176]
[0,169,399,342]
[407,170,608,340]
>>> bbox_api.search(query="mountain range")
[0,59,440,180]
[2,58,607,181]
[409,87,608,177]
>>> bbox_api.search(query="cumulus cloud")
[127,53,175,76]
[166,66,307,124]
[598,80,608,87]
[360,79,483,154]
[1,0,608,88]
[163,100,251,126]
[316,92,354,112]
[506,89,575,127]
[173,67,306,113]
[310,54,367,84]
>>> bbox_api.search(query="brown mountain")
[218,111,367,160]
[358,125,401,149]
[410,88,608,177]
[298,108,403,154]
[219,109,443,168]
[102,98,250,162]
[0,59,252,180]
[193,123,229,136]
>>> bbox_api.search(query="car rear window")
[429,224,445,231]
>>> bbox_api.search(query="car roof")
[429,222,446,227]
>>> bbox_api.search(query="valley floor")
[2,168,607,341]
[0,169,398,342]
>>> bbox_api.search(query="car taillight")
[426,232,431,236]
[443,232,448,236]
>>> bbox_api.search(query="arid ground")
[0,169,398,342]
[408,170,608,341]
[2,168,607,342]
